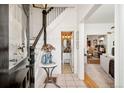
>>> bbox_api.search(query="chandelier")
[33,4,47,9]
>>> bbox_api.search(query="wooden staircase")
[29,6,67,86]
[29,7,66,46]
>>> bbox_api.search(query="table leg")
[50,66,55,76]
[50,67,60,88]
[42,66,60,88]
[43,68,49,88]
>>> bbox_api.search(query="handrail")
[47,7,66,25]
[31,7,66,48]
[32,27,44,48]
[46,7,54,14]
[31,7,54,48]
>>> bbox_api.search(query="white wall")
[115,5,124,88]
[85,23,114,35]
[29,6,43,39]
[47,6,92,77]
[76,4,94,23]
[47,7,77,74]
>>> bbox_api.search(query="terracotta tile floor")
[39,74,87,88]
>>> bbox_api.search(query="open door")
[61,32,74,74]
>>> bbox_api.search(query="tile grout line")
[72,74,78,88]
[64,76,67,88]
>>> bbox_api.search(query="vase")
[41,52,52,64]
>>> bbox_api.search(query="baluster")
[52,8,55,23]
[47,7,66,26]
[62,7,64,13]
[54,8,57,20]
[54,8,56,21]
[49,11,52,25]
[48,13,50,25]
[60,8,62,13]
[56,8,58,18]
[58,8,60,16]
[57,8,59,17]
[50,9,53,24]
[50,8,55,25]
[62,7,64,12]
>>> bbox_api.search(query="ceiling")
[47,4,76,7]
[32,4,76,9]
[86,5,114,23]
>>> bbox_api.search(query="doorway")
[85,34,114,88]
[61,32,74,74]
[84,4,115,88]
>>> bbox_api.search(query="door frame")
[61,31,74,74]
[83,4,116,87]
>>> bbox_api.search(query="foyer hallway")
[37,74,87,88]
[29,4,115,88]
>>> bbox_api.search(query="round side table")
[40,63,60,88]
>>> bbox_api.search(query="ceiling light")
[33,4,47,9]
[65,36,67,38]
[100,37,104,40]
[62,36,65,39]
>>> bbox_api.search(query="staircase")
[30,7,66,46]
[29,7,67,86]
[47,7,66,26]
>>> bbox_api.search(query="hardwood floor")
[84,73,98,88]
[85,64,114,88]
[84,57,114,88]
